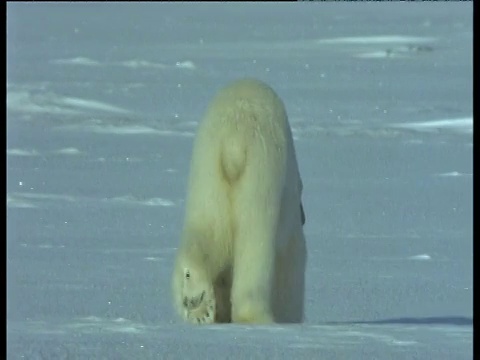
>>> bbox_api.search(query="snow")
[315,35,437,45]
[7,2,472,359]
[390,117,473,134]
[53,147,83,155]
[50,57,102,66]
[6,148,41,157]
[407,254,432,261]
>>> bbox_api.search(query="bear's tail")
[220,135,246,185]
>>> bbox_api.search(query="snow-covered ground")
[7,3,472,359]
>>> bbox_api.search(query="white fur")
[172,79,306,324]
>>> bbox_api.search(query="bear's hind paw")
[181,268,216,324]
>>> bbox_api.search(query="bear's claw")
[183,290,205,309]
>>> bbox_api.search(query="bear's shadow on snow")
[324,316,472,326]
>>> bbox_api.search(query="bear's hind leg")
[173,238,218,324]
[273,233,306,323]
[230,211,278,324]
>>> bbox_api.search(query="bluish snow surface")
[7,2,472,359]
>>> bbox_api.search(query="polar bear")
[172,78,306,324]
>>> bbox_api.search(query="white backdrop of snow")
[7,2,472,359]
